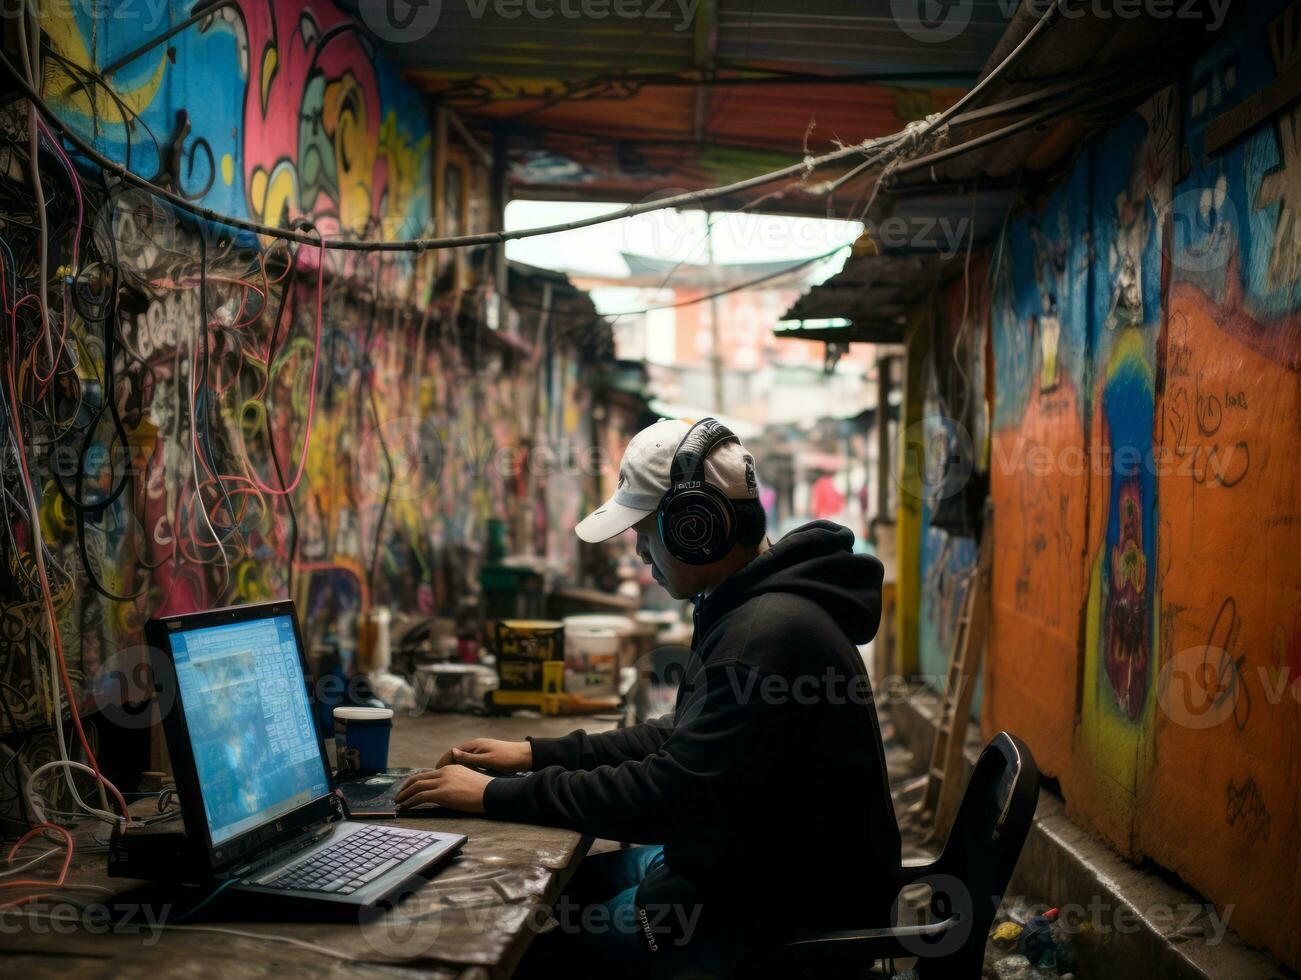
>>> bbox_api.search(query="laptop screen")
[170,613,331,846]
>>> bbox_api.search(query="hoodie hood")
[697,520,883,644]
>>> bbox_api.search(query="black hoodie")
[483,522,902,937]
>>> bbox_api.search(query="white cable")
[189,316,230,588]
[47,644,102,822]
[828,0,1070,197]
[26,759,125,829]
[0,847,61,878]
[165,926,359,961]
[7,907,363,962]
[0,2,1069,257]
[16,0,53,366]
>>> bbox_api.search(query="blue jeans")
[518,845,743,979]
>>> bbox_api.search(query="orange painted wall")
[1141,283,1301,964]
[986,382,1090,779]
[983,146,1095,782]
[960,3,1301,965]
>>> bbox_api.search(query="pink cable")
[5,314,130,824]
[33,119,82,388]
[244,232,325,497]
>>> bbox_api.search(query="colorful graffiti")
[0,1,597,753]
[43,1,430,291]
[1086,98,1171,735]
[977,3,1300,967]
[916,270,986,710]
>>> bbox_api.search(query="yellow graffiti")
[323,71,373,235]
[260,43,278,114]
[41,3,167,122]
[249,159,299,230]
[379,111,431,232]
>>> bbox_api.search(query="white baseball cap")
[575,418,759,543]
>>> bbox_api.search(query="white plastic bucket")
[565,628,620,697]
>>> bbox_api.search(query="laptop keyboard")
[259,825,440,894]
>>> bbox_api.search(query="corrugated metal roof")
[777,247,955,341]
[778,5,1234,344]
[343,0,1014,212]
[713,1,1011,75]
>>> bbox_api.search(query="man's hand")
[396,765,492,813]
[435,737,532,773]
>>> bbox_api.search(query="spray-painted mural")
[1077,93,1174,836]
[986,157,1093,776]
[976,3,1300,966]
[0,1,601,775]
[1139,3,1301,965]
[43,0,431,257]
[916,266,986,713]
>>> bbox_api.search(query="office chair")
[773,732,1040,979]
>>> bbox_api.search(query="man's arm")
[483,663,760,842]
[527,715,674,771]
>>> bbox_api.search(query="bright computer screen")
[170,613,331,846]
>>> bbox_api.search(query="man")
[398,418,901,977]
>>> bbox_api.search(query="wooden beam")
[691,0,716,143]
[1205,67,1301,155]
[490,126,509,297]
[446,107,493,168]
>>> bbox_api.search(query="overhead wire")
[0,0,1080,845]
[0,42,952,254]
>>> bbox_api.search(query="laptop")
[147,600,465,911]
[337,768,420,818]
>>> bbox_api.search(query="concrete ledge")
[888,689,1291,979]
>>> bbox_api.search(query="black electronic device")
[143,600,464,912]
[656,417,740,564]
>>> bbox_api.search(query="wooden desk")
[0,713,610,979]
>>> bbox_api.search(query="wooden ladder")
[916,525,993,844]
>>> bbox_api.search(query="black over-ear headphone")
[656,418,739,565]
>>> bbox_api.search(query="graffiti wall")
[916,263,986,714]
[1138,2,1301,962]
[976,2,1300,965]
[43,0,431,275]
[0,0,602,774]
[986,155,1093,778]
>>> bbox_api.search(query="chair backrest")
[913,731,1040,977]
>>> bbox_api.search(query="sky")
[505,200,862,315]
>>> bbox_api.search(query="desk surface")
[1,712,608,979]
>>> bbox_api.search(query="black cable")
[73,227,149,602]
[100,1,236,77]
[194,229,242,543]
[0,46,919,254]
[358,257,392,598]
[262,238,301,600]
[366,382,392,598]
[46,200,132,518]
[38,46,164,177]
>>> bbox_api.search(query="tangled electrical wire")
[0,22,349,876]
[0,0,1080,920]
